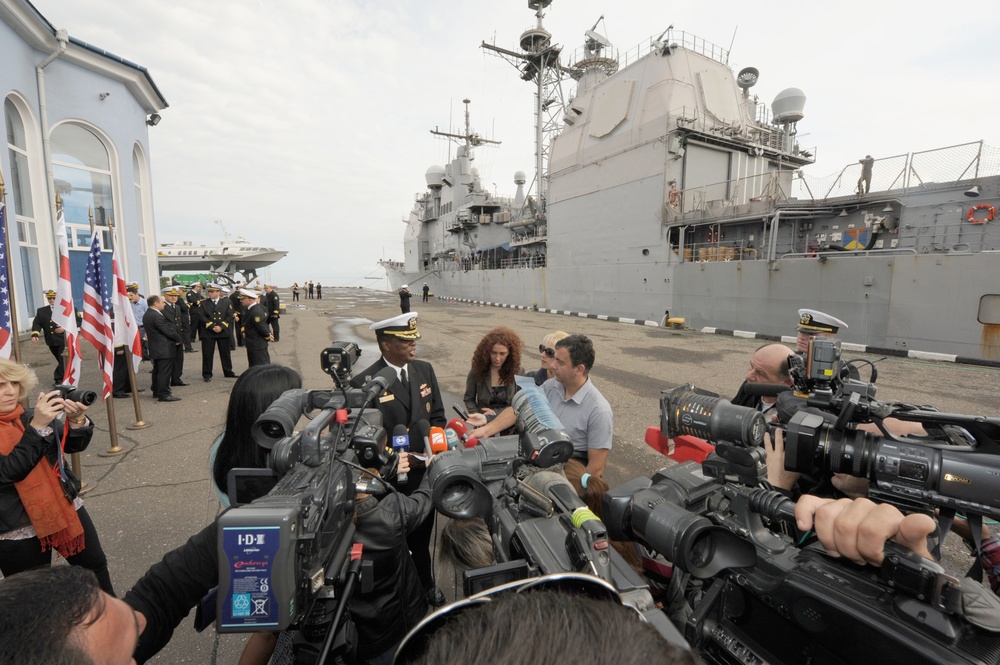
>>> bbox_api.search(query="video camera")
[426,386,686,646]
[216,341,399,662]
[600,383,1000,664]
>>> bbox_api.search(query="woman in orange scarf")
[0,359,113,594]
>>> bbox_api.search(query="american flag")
[53,209,81,385]
[0,203,12,359]
[80,232,114,400]
[111,254,142,373]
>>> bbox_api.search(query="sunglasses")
[538,344,556,358]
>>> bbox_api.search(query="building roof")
[1,0,168,111]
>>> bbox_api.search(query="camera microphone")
[361,367,397,404]
[392,424,409,483]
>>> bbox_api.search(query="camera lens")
[664,386,766,447]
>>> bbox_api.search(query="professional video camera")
[216,341,399,663]
[601,384,1000,664]
[53,383,97,406]
[427,385,685,645]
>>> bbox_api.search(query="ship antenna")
[481,0,568,212]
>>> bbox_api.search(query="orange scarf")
[0,405,84,557]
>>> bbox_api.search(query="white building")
[1,0,166,333]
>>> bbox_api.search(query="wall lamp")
[146,113,161,127]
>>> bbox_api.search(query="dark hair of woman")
[563,459,644,572]
[212,364,302,494]
[470,326,523,386]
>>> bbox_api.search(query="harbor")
[16,287,1000,663]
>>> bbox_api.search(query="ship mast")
[482,0,569,210]
[430,98,501,150]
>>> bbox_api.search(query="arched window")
[51,123,114,250]
[4,97,43,313]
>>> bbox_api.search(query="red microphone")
[447,418,479,447]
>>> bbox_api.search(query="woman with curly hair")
[463,327,523,432]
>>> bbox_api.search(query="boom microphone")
[392,424,409,483]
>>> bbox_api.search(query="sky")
[35,0,1000,289]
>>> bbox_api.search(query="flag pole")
[109,214,150,433]
[0,173,21,362]
[90,208,126,456]
[59,197,87,487]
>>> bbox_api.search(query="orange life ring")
[967,203,995,224]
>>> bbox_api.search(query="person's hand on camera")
[795,496,936,566]
[765,429,800,491]
[62,400,90,429]
[30,390,63,430]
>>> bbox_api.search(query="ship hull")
[386,247,1000,361]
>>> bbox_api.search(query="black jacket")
[142,308,182,360]
[30,305,65,347]
[0,411,93,533]
[241,303,270,350]
[351,358,446,437]
[264,290,280,320]
[199,298,234,339]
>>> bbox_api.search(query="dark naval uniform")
[186,287,205,342]
[175,296,193,352]
[200,291,236,381]
[241,301,271,367]
[31,298,66,384]
[351,312,445,602]
[143,306,183,401]
[162,295,189,386]
[264,288,280,342]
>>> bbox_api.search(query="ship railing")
[667,141,1000,222]
[793,140,1000,200]
[664,106,816,164]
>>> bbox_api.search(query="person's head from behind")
[0,566,146,665]
[471,327,523,384]
[398,587,695,665]
[212,364,303,494]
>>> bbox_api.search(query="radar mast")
[481,0,570,212]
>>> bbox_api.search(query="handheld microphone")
[391,424,409,483]
[411,420,432,455]
[447,418,478,448]
[428,426,448,454]
[444,428,461,450]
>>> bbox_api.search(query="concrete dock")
[11,288,1000,663]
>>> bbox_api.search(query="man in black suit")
[352,311,446,605]
[200,284,237,382]
[264,285,280,342]
[142,295,183,402]
[161,287,190,388]
[239,289,272,367]
[30,290,65,384]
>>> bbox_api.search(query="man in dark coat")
[351,311,446,606]
[398,285,412,314]
[263,284,280,342]
[229,285,245,349]
[238,289,271,367]
[186,283,205,344]
[199,284,237,382]
[30,289,65,384]
[161,287,190,388]
[142,295,183,402]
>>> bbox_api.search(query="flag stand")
[0,173,22,363]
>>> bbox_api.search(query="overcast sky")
[36,0,1000,288]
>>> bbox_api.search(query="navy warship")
[383,0,1000,362]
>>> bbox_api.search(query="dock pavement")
[10,288,1000,663]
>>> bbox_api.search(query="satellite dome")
[514,170,527,185]
[425,165,445,188]
[772,88,806,124]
